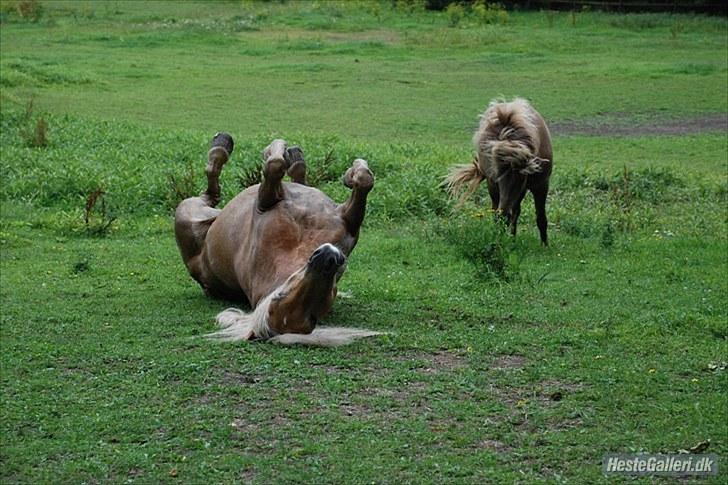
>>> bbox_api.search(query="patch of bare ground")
[474,439,512,453]
[490,354,527,370]
[551,113,727,137]
[239,467,257,484]
[495,378,584,408]
[395,349,467,374]
[218,369,263,386]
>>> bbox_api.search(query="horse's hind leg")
[339,159,374,240]
[201,132,234,207]
[258,139,289,211]
[532,183,549,246]
[175,133,234,279]
[486,178,500,212]
[285,146,306,185]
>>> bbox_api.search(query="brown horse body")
[175,135,377,343]
[445,98,553,245]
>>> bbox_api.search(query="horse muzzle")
[308,243,346,274]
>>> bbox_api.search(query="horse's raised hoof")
[211,132,234,154]
[342,159,373,190]
[285,146,306,184]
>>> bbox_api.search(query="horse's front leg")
[258,139,289,211]
[339,159,374,238]
[285,146,307,185]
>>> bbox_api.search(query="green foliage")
[16,99,48,148]
[445,2,464,27]
[0,0,44,23]
[0,3,726,483]
[442,210,517,280]
[471,1,508,25]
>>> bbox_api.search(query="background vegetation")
[1,1,726,483]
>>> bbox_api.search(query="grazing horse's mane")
[444,97,546,206]
[474,97,543,180]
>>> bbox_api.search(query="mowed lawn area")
[1,1,726,483]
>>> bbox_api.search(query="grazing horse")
[445,98,553,245]
[174,134,381,345]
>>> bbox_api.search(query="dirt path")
[551,113,727,137]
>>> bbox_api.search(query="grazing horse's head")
[485,142,550,228]
[476,99,552,232]
[267,243,346,336]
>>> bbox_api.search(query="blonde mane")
[473,97,543,178]
[205,288,385,347]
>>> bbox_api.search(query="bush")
[472,1,508,25]
[441,210,518,280]
[446,3,465,27]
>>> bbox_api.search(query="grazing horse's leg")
[340,159,374,237]
[258,139,289,211]
[486,178,500,212]
[532,183,549,246]
[509,190,527,237]
[175,133,234,286]
[285,146,307,185]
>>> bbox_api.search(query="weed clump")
[166,157,199,209]
[442,211,517,280]
[18,99,48,147]
[83,188,116,236]
[472,1,508,25]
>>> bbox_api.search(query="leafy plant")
[445,2,464,27]
[18,98,48,147]
[83,187,116,236]
[441,211,517,280]
[471,1,507,26]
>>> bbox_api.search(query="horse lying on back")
[445,98,553,245]
[174,134,383,346]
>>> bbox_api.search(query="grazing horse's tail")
[443,158,486,207]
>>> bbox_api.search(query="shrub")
[441,211,517,280]
[472,1,508,25]
[16,0,43,22]
[446,3,465,27]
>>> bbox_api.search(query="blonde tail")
[443,159,486,207]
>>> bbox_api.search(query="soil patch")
[491,354,527,370]
[551,113,727,137]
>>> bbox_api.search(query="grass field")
[1,1,727,483]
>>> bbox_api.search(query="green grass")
[1,1,727,483]
[1,1,726,144]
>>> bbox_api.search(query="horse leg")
[201,132,234,207]
[339,159,374,238]
[486,178,500,212]
[532,184,549,246]
[285,146,307,185]
[509,189,529,237]
[258,139,289,211]
[175,133,234,286]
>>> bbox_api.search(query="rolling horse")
[445,98,553,245]
[174,134,382,345]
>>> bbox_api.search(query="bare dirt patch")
[218,370,262,386]
[490,354,527,370]
[474,439,512,453]
[396,350,467,374]
[551,113,727,137]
